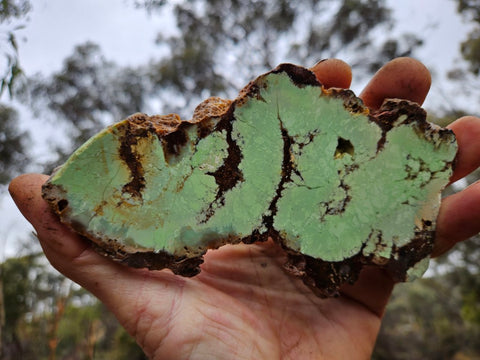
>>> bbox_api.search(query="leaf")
[8,32,18,52]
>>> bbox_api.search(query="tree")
[429,5,480,350]
[54,297,146,360]
[373,276,480,359]
[140,0,422,112]
[26,0,423,169]
[456,0,480,74]
[5,1,479,358]
[0,0,30,96]
[28,42,148,169]
[0,1,30,185]
[0,250,146,359]
[0,104,29,185]
[0,252,63,359]
[446,0,480,113]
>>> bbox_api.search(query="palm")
[9,58,480,360]
[122,241,380,359]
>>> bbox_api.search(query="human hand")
[9,58,480,359]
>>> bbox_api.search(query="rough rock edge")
[41,63,457,296]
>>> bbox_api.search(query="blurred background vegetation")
[0,0,479,358]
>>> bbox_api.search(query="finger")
[8,174,94,260]
[310,59,352,89]
[360,57,431,110]
[431,116,480,256]
[447,116,480,183]
[432,180,480,257]
[340,267,394,318]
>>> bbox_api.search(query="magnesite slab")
[42,64,458,297]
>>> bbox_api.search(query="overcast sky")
[15,1,471,82]
[0,0,475,259]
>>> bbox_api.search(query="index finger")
[360,57,431,109]
[310,59,352,89]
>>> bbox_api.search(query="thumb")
[8,173,155,305]
[9,173,92,262]
[9,173,187,358]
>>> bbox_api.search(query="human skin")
[9,58,480,359]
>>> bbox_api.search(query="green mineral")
[42,64,457,297]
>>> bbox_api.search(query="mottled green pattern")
[48,90,285,255]
[275,107,456,261]
[44,65,457,279]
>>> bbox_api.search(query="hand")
[9,58,480,359]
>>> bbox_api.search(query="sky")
[16,0,167,73]
[0,0,476,259]
[387,0,474,112]
[15,0,472,96]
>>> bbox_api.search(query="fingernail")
[312,59,328,67]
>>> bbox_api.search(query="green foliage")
[373,273,480,359]
[1,252,145,359]
[24,0,424,172]
[133,0,166,12]
[0,0,30,21]
[456,0,480,22]
[1,1,479,359]
[28,42,148,169]
[107,326,147,360]
[0,47,23,98]
[1,252,64,359]
[0,0,30,97]
[428,110,468,128]
[2,254,37,331]
[54,300,146,360]
[462,290,480,325]
[0,103,29,185]
[143,0,421,111]
[461,28,480,75]
[455,0,480,75]
[31,42,146,125]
